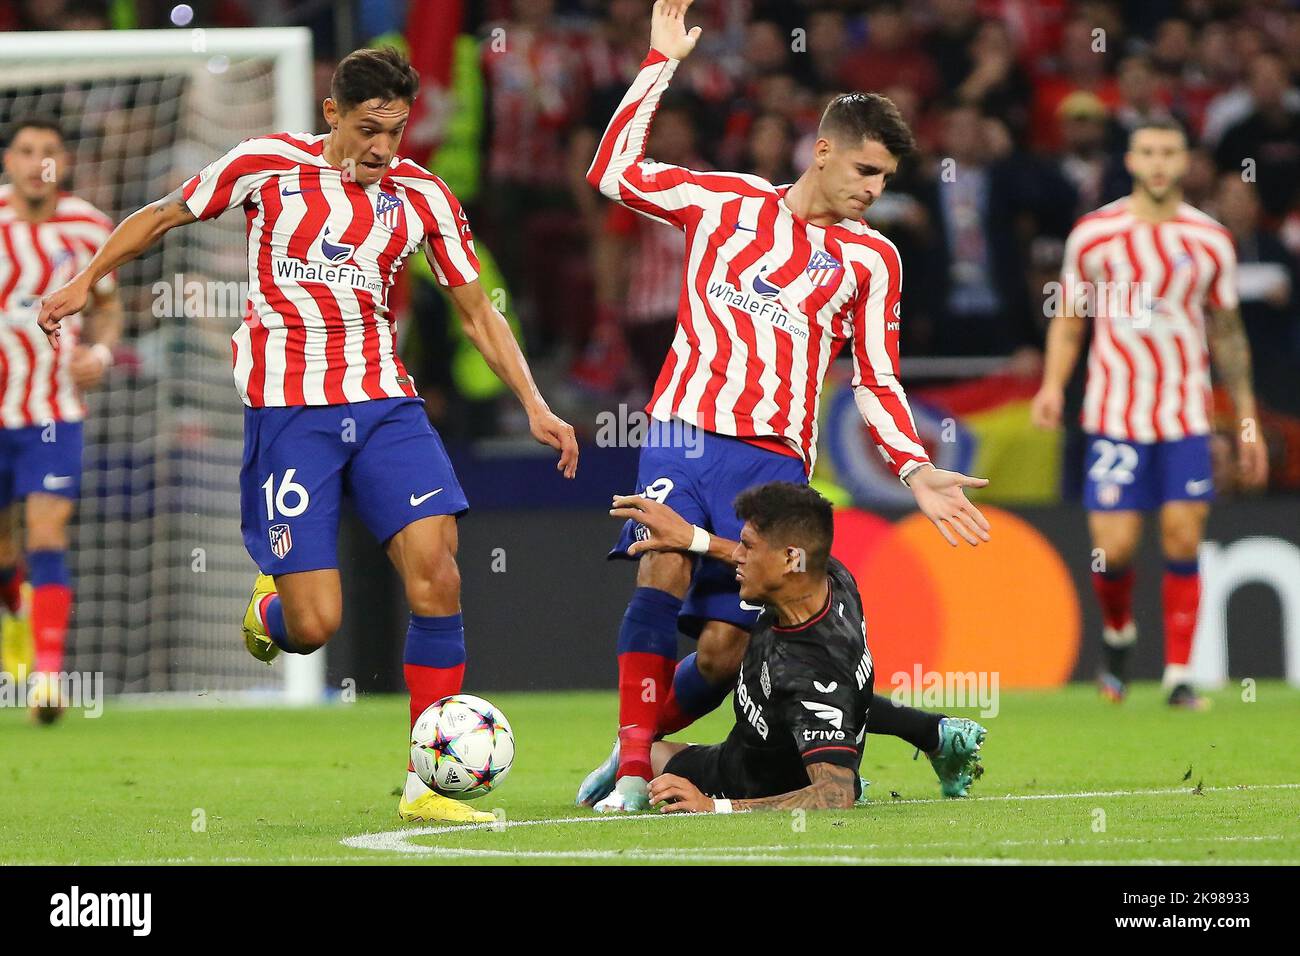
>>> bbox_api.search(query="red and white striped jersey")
[587,51,929,479]
[181,132,479,407]
[1062,196,1238,443]
[0,186,114,428]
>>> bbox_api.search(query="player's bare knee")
[636,549,692,596]
[1161,530,1200,563]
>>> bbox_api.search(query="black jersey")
[667,557,875,799]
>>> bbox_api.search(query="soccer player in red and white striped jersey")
[1033,118,1268,709]
[579,1,991,812]
[39,48,577,818]
[0,117,122,721]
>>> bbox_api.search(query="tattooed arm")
[649,763,857,813]
[1207,304,1256,423]
[38,188,197,341]
[1207,305,1268,488]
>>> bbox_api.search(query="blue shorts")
[609,423,808,637]
[1083,433,1215,511]
[240,397,468,574]
[0,421,83,508]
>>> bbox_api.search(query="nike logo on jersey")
[733,222,756,233]
[1185,478,1213,496]
[281,186,316,197]
[410,489,444,506]
[739,600,766,611]
[42,474,73,491]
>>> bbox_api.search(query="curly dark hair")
[733,481,834,574]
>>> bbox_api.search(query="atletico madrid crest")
[375,191,402,230]
[269,523,293,559]
[805,250,843,287]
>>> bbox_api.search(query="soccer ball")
[410,694,515,799]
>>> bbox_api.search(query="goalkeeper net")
[0,29,321,702]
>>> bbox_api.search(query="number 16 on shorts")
[263,470,310,560]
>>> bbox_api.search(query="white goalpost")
[0,29,324,704]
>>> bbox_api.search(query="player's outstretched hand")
[649,773,714,813]
[650,0,702,61]
[529,409,579,478]
[610,493,693,555]
[1029,384,1063,429]
[37,279,89,346]
[907,465,991,547]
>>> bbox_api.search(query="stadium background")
[5,0,1298,696]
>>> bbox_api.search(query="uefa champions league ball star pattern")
[411,695,515,799]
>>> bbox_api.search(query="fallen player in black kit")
[614,481,986,813]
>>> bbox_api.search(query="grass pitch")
[2,682,1298,865]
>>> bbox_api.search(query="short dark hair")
[330,47,419,111]
[819,92,915,158]
[6,114,65,149]
[1127,116,1188,147]
[733,482,835,575]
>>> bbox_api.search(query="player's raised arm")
[848,243,991,547]
[37,189,195,342]
[584,0,705,227]
[1031,227,1089,430]
[443,278,578,478]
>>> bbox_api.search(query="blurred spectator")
[917,104,1036,357]
[1109,54,1176,151]
[1213,174,1300,415]
[1054,90,1124,218]
[743,112,796,186]
[924,0,983,93]
[1214,52,1300,222]
[839,1,940,106]
[952,18,1033,143]
[481,0,590,347]
[1030,15,1120,152]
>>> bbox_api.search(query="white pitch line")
[340,781,1300,859]
[870,782,1300,806]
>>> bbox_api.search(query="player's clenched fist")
[38,278,89,344]
[650,0,702,61]
[1030,385,1064,430]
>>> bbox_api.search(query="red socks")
[1162,563,1200,669]
[1091,566,1135,630]
[32,583,72,674]
[404,662,465,731]
[616,652,675,781]
[403,613,468,772]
